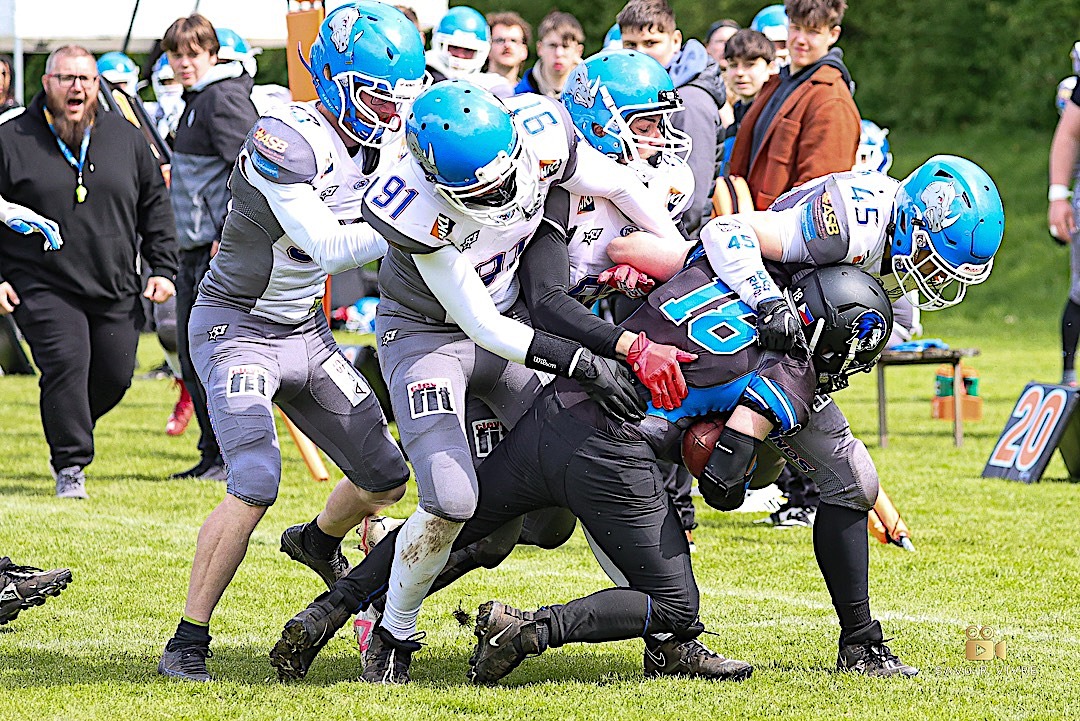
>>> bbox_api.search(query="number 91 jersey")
[770,170,901,287]
[622,255,817,434]
[366,94,577,324]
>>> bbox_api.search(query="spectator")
[486,11,531,86]
[0,45,177,498]
[618,0,726,237]
[1,54,19,112]
[1049,50,1080,387]
[728,0,859,211]
[718,29,774,176]
[704,19,740,67]
[162,14,257,481]
[515,11,584,98]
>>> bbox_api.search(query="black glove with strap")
[756,297,799,352]
[571,349,647,424]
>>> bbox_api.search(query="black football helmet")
[789,265,894,394]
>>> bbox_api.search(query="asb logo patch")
[431,214,456,240]
[408,378,455,418]
[820,191,840,236]
[253,126,289,158]
[471,418,506,458]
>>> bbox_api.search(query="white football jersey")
[369,94,577,322]
[566,157,695,306]
[200,102,397,323]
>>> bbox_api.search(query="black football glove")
[572,349,647,424]
[755,297,799,352]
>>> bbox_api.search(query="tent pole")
[122,0,142,55]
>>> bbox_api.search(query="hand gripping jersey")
[367,94,577,323]
[566,157,695,307]
[198,102,393,323]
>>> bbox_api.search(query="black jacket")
[0,93,177,301]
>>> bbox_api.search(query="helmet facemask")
[331,68,429,147]
[434,32,491,76]
[890,216,993,311]
[434,140,542,226]
[597,86,690,165]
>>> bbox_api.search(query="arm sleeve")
[700,216,782,310]
[133,136,179,279]
[559,143,682,240]
[414,246,535,364]
[246,165,388,274]
[212,88,259,165]
[670,86,720,237]
[518,220,626,357]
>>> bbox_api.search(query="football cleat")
[468,601,550,685]
[733,483,786,513]
[837,640,919,677]
[644,636,753,681]
[356,515,405,555]
[755,503,816,528]
[52,465,88,500]
[360,626,424,684]
[0,560,73,625]
[157,640,213,682]
[269,590,354,681]
[354,601,383,653]
[166,379,194,436]
[280,523,350,590]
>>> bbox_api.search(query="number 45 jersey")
[367,94,577,324]
[623,253,817,434]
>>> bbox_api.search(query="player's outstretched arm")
[0,194,63,251]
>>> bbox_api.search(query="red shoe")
[166,380,194,436]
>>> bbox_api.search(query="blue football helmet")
[891,155,1004,310]
[406,81,541,226]
[562,50,690,165]
[1057,76,1077,116]
[603,24,622,50]
[432,6,491,77]
[751,5,788,43]
[97,51,139,95]
[1072,41,1080,75]
[853,119,892,173]
[306,2,429,148]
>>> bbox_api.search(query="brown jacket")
[729,64,860,209]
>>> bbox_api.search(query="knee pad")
[699,428,760,511]
[820,437,879,512]
[412,447,480,522]
[217,411,281,506]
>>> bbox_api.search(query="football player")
[609,155,1004,675]
[157,3,429,682]
[425,6,512,96]
[326,78,695,683]
[267,263,892,684]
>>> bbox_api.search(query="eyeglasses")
[47,73,98,88]
[492,37,524,46]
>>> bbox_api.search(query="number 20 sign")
[983,382,1080,483]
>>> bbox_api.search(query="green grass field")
[4,125,1080,720]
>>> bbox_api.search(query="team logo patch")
[919,180,961,232]
[321,353,370,407]
[287,246,313,263]
[567,68,601,108]
[458,231,480,250]
[353,178,370,190]
[471,418,506,458]
[329,5,360,51]
[253,126,289,159]
[381,329,398,346]
[207,324,228,341]
[226,365,270,398]
[538,159,563,179]
[319,185,339,200]
[770,436,817,474]
[852,310,888,351]
[620,225,640,237]
[408,378,455,418]
[431,214,456,240]
[578,195,595,213]
[579,228,603,245]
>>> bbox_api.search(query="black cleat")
[468,601,549,685]
[644,636,753,681]
[158,640,213,682]
[280,523,350,590]
[0,560,73,625]
[837,640,919,677]
[360,626,424,684]
[269,590,354,681]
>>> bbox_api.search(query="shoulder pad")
[245,113,318,184]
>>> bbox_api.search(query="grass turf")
[3,125,1080,719]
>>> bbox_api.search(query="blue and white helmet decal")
[852,310,888,352]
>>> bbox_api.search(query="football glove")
[0,200,63,251]
[625,332,696,411]
[572,349,646,423]
[755,297,798,352]
[597,264,655,299]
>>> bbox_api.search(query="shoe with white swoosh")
[468,601,550,684]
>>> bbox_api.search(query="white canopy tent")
[0,0,447,104]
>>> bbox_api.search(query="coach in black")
[0,45,177,499]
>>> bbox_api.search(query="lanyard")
[43,107,91,204]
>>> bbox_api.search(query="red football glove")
[625,332,698,411]
[598,264,656,299]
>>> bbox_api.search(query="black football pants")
[338,388,701,645]
[13,284,142,470]
[176,246,220,465]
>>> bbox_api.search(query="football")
[681,415,729,478]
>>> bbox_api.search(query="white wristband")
[1049,184,1073,202]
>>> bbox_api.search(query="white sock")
[381,507,463,641]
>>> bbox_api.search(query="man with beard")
[0,45,177,498]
